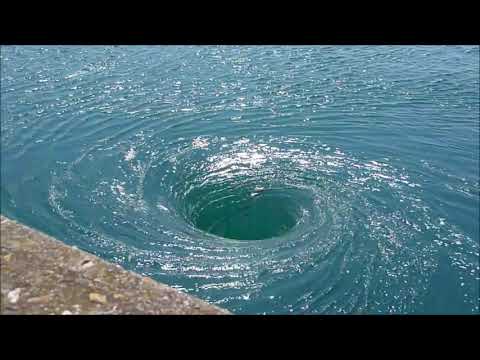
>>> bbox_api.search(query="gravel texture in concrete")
[1,215,230,315]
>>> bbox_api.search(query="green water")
[1,46,479,314]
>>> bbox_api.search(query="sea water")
[1,46,478,314]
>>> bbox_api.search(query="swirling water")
[1,46,478,314]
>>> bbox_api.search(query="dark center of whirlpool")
[189,187,302,241]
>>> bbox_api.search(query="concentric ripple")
[1,46,479,314]
[44,134,479,314]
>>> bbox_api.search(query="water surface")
[1,46,479,314]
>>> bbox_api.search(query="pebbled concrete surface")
[0,215,230,315]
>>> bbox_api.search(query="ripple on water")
[2,46,479,314]
[45,134,479,314]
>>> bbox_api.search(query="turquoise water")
[1,46,479,314]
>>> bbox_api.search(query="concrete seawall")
[0,215,230,315]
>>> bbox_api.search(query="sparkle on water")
[1,46,479,314]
